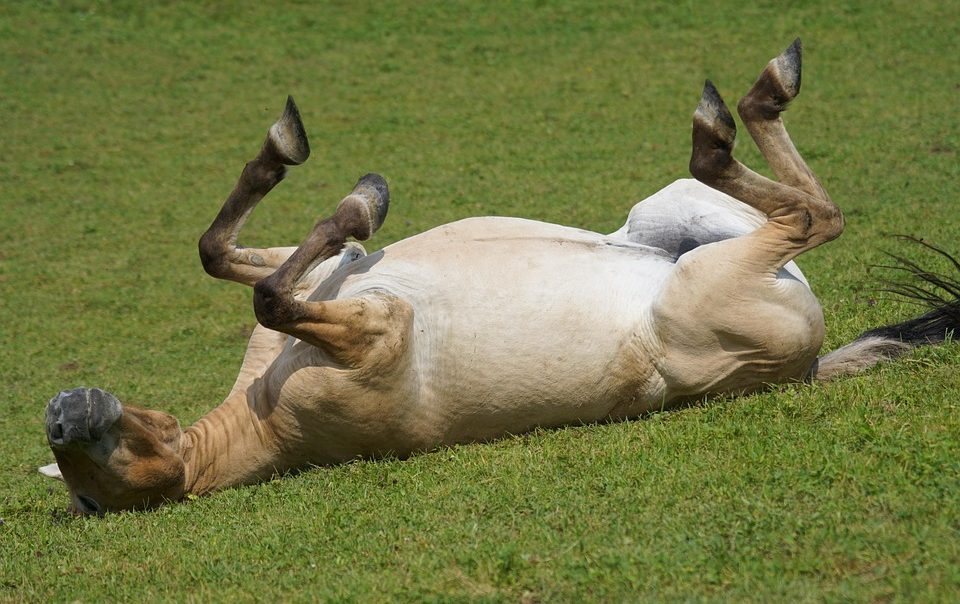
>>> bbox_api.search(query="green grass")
[2,0,959,601]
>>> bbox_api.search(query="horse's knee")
[252,276,297,331]
[198,231,231,279]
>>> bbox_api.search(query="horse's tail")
[812,238,960,381]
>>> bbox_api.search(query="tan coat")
[46,41,903,515]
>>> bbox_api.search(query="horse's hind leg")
[199,97,311,287]
[252,175,410,367]
[651,44,846,395]
[688,43,843,268]
[736,39,829,202]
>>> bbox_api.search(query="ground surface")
[1,1,958,601]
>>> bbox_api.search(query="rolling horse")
[42,40,959,515]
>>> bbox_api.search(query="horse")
[41,40,959,515]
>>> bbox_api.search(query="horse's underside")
[42,40,960,515]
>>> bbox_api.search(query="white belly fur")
[289,180,817,444]
[310,217,676,441]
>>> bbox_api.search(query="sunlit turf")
[1,0,958,601]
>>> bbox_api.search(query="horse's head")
[44,387,186,515]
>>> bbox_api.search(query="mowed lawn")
[2,0,959,601]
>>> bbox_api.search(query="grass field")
[2,0,959,601]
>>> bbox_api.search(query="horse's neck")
[181,326,290,494]
[181,388,283,495]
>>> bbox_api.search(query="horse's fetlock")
[738,94,781,121]
[689,148,731,183]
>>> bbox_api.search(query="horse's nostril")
[45,387,122,446]
[75,494,102,515]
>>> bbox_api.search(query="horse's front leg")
[198,97,310,287]
[252,174,413,369]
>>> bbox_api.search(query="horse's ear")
[38,462,63,482]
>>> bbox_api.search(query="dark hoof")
[338,173,390,240]
[46,387,122,447]
[773,38,802,99]
[694,80,736,147]
[268,96,311,166]
[739,39,803,121]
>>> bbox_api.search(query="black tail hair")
[814,237,960,381]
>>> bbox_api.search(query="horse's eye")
[76,494,102,515]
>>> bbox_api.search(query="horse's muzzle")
[45,387,122,447]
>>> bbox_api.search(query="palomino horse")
[42,41,958,515]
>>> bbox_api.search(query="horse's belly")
[315,217,676,443]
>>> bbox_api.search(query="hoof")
[690,80,737,182]
[772,38,802,100]
[694,80,736,148]
[337,173,390,241]
[739,38,802,120]
[268,96,311,166]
